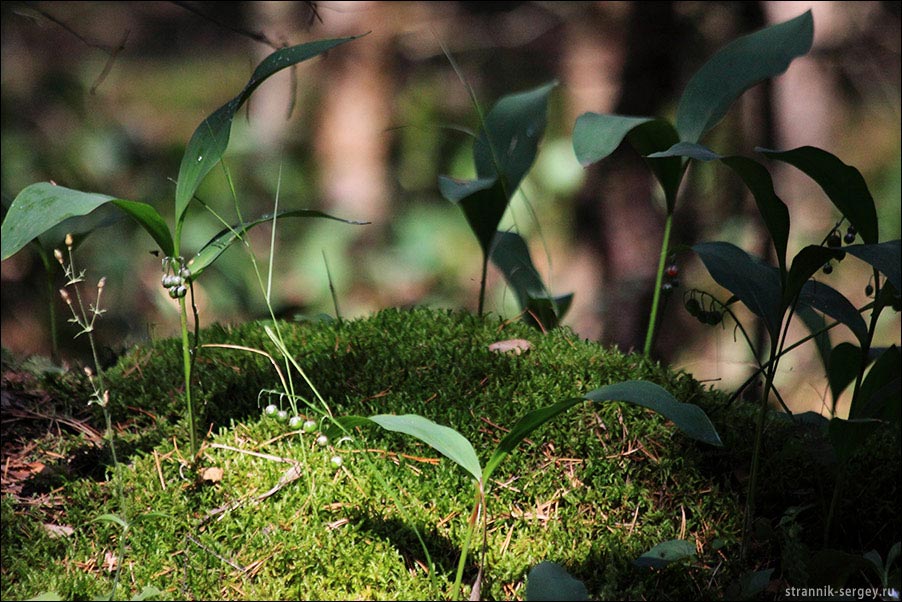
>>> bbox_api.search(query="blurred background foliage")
[2,1,900,414]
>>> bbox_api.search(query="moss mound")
[2,308,898,600]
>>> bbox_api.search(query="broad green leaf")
[189,209,368,278]
[828,343,863,407]
[844,241,902,292]
[573,116,682,211]
[647,141,723,162]
[806,549,875,588]
[785,245,845,305]
[27,593,63,601]
[175,36,362,230]
[2,183,173,260]
[572,114,656,166]
[483,398,583,482]
[693,241,782,340]
[721,156,790,276]
[829,417,884,464]
[759,146,879,245]
[585,380,722,446]
[738,569,775,599]
[798,280,868,346]
[438,177,505,256]
[354,414,482,483]
[525,561,588,602]
[490,231,573,329]
[796,305,831,375]
[634,539,697,569]
[854,346,900,421]
[474,81,557,194]
[676,11,813,143]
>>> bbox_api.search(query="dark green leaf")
[585,380,722,446]
[785,245,845,305]
[759,146,879,244]
[634,539,697,569]
[721,156,790,276]
[828,343,863,407]
[574,116,682,212]
[855,346,900,421]
[525,562,588,602]
[693,241,782,340]
[807,549,874,588]
[175,36,362,229]
[474,82,557,195]
[828,417,883,464]
[1,183,173,260]
[739,569,775,599]
[572,114,655,166]
[626,120,683,213]
[676,11,813,143]
[844,241,901,292]
[189,209,367,278]
[796,305,831,376]
[483,398,583,482]
[647,141,723,162]
[798,280,868,346]
[490,231,573,329]
[438,177,506,257]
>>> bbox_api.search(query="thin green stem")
[643,213,674,356]
[178,296,198,461]
[452,485,484,601]
[478,255,488,318]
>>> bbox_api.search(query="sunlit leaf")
[483,398,583,482]
[676,11,813,143]
[759,146,879,245]
[189,209,367,278]
[585,380,722,446]
[634,539,697,568]
[175,36,363,231]
[2,183,173,260]
[525,561,588,601]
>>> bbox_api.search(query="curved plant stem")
[178,297,198,462]
[644,212,674,356]
[452,485,484,601]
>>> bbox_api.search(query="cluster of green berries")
[161,257,191,298]
[661,255,680,293]
[822,224,857,275]
[263,405,343,467]
[684,295,723,326]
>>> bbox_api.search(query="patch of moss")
[2,308,898,600]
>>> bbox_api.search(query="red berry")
[665,264,679,278]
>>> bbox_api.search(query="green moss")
[2,308,898,600]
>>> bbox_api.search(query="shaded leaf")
[844,241,902,292]
[721,156,790,276]
[189,209,367,278]
[525,561,588,602]
[490,231,572,329]
[806,549,874,588]
[798,280,868,346]
[828,343,863,408]
[828,417,883,464]
[2,183,173,260]
[474,81,557,194]
[759,146,879,244]
[483,398,583,482]
[439,177,506,256]
[855,346,901,421]
[175,36,362,229]
[573,115,682,212]
[634,539,697,569]
[693,241,782,340]
[647,141,723,162]
[676,11,813,143]
[785,245,846,305]
[585,380,722,446]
